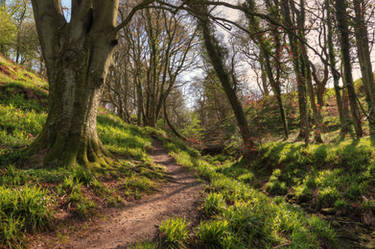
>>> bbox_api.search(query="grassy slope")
[154,78,375,248]
[1,54,373,249]
[0,56,166,248]
[152,138,338,249]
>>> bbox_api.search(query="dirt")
[30,140,204,249]
[0,64,12,77]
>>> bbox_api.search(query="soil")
[30,140,204,249]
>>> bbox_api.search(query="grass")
[1,52,371,248]
[161,137,338,249]
[202,192,226,217]
[0,185,51,247]
[159,218,190,249]
[259,139,375,216]
[0,55,167,248]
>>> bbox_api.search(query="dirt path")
[31,140,203,249]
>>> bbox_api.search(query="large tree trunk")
[30,0,119,167]
[353,0,375,135]
[335,0,363,138]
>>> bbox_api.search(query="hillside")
[0,55,170,248]
[1,55,375,248]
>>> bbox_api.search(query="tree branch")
[114,0,156,33]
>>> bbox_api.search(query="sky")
[61,0,71,20]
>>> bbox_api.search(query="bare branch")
[114,0,156,33]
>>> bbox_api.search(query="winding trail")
[31,140,203,249]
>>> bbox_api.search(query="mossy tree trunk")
[353,0,375,135]
[335,0,363,138]
[326,0,349,136]
[245,0,289,139]
[186,0,257,155]
[281,0,310,144]
[29,0,154,167]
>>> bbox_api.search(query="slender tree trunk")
[326,0,348,135]
[335,0,363,138]
[137,84,143,126]
[353,0,375,135]
[163,100,187,141]
[259,53,270,96]
[304,61,323,143]
[187,0,256,155]
[281,0,309,144]
[260,48,289,139]
[297,0,323,143]
[245,0,288,139]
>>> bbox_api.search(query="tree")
[244,0,289,139]
[280,0,310,144]
[185,0,257,155]
[325,0,350,135]
[28,0,155,167]
[335,0,363,138]
[352,0,375,135]
[0,7,16,55]
[103,4,197,128]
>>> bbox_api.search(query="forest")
[0,0,375,248]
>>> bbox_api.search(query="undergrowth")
[259,139,375,218]
[160,137,338,249]
[0,55,167,248]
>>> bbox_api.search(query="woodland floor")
[30,140,204,249]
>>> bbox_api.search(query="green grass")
[203,192,226,217]
[0,185,51,248]
[0,55,167,248]
[259,139,375,214]
[196,220,235,249]
[159,217,190,249]
[161,137,338,249]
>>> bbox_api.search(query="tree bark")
[246,0,289,139]
[353,0,375,135]
[29,0,120,167]
[163,100,187,141]
[335,0,363,138]
[187,0,257,155]
[281,0,309,144]
[326,0,349,135]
